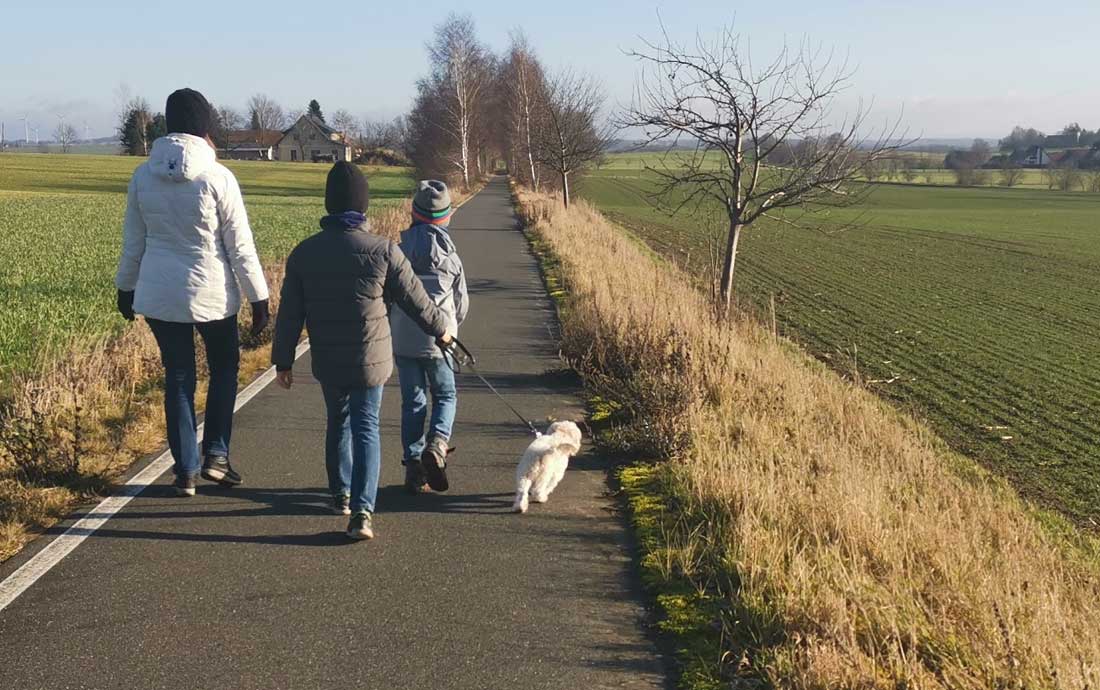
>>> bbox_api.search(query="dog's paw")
[531,493,548,504]
[513,502,528,514]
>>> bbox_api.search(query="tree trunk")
[719,218,742,316]
[561,171,570,208]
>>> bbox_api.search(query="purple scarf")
[320,210,367,231]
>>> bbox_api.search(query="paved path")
[0,177,667,690]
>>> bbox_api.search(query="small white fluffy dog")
[512,421,583,513]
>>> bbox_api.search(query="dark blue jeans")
[147,316,240,479]
[321,384,384,514]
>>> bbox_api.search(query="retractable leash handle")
[443,337,542,437]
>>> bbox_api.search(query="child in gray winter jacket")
[390,180,469,494]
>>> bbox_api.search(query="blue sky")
[1,1,1097,141]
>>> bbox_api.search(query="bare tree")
[620,23,904,313]
[1052,162,1083,192]
[531,69,612,207]
[387,115,410,157]
[215,106,244,150]
[999,158,1024,187]
[1087,169,1100,193]
[331,109,359,140]
[501,31,549,190]
[360,118,407,151]
[901,158,917,183]
[247,94,285,147]
[330,109,360,157]
[54,120,78,153]
[425,13,491,188]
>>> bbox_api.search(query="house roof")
[227,129,282,147]
[1048,148,1094,166]
[280,114,345,140]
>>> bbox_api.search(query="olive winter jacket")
[271,219,449,387]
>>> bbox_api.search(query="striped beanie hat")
[412,180,453,226]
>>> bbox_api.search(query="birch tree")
[425,13,490,188]
[501,31,548,190]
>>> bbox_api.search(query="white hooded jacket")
[115,134,269,323]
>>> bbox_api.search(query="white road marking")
[0,340,311,613]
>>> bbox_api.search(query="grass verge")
[514,186,1100,688]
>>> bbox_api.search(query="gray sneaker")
[173,473,197,497]
[332,494,351,516]
[346,511,374,540]
[201,456,242,486]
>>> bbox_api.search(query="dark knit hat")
[165,88,214,138]
[325,162,370,214]
[412,180,453,225]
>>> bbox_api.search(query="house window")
[290,150,298,161]
[312,150,321,159]
[333,149,339,160]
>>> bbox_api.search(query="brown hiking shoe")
[404,459,429,495]
[420,436,450,492]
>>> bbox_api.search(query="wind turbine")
[20,115,29,144]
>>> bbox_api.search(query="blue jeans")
[321,384,384,513]
[146,316,240,479]
[395,356,457,462]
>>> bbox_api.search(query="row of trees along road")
[407,16,613,208]
[409,16,904,315]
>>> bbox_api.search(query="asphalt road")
[0,176,667,690]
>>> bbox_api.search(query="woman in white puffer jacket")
[115,88,269,496]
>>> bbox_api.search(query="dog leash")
[443,337,541,437]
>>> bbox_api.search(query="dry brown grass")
[516,188,1100,688]
[0,209,413,564]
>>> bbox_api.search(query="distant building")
[219,129,280,161]
[1043,132,1082,149]
[1047,148,1100,169]
[219,144,274,161]
[1019,146,1050,167]
[275,115,353,162]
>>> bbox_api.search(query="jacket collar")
[320,211,369,232]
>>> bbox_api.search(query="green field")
[580,153,1100,525]
[0,153,414,381]
[599,151,1062,189]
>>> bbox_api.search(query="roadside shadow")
[135,485,334,516]
[50,524,350,547]
[45,486,355,547]
[376,486,515,515]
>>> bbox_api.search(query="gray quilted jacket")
[271,219,448,387]
[390,223,468,359]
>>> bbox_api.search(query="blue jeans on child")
[395,356,457,462]
[146,316,239,479]
[320,384,384,514]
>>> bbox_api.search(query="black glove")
[117,290,135,321]
[250,299,270,337]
